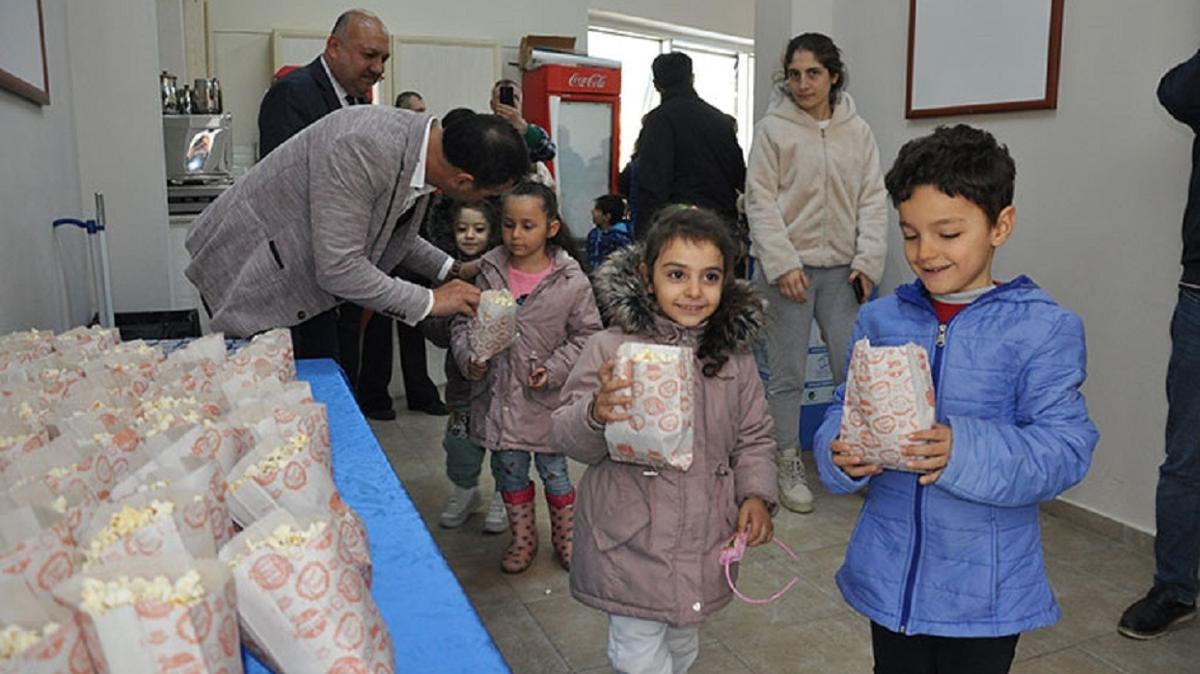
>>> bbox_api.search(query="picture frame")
[905,0,1063,119]
[0,0,50,105]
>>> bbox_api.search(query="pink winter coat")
[552,245,778,625]
[451,245,602,452]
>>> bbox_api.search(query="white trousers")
[607,614,700,674]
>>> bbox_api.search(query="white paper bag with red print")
[52,327,119,359]
[0,578,94,674]
[80,487,215,566]
[0,508,80,607]
[52,558,242,674]
[110,457,233,551]
[225,432,335,527]
[165,333,227,367]
[467,289,518,362]
[218,510,393,674]
[0,427,50,473]
[839,338,937,472]
[327,492,371,588]
[154,423,244,480]
[605,342,696,471]
[221,329,296,397]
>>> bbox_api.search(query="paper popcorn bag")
[221,329,296,397]
[839,338,937,472]
[468,289,518,362]
[218,510,392,674]
[52,558,242,674]
[0,578,93,674]
[52,327,119,359]
[164,333,227,367]
[80,489,214,567]
[110,457,233,551]
[605,342,696,471]
[0,508,80,607]
[225,432,336,527]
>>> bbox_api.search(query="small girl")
[421,198,509,534]
[551,207,778,673]
[451,181,602,573]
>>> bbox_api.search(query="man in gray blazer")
[184,107,530,359]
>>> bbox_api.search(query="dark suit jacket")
[258,57,343,158]
[634,85,746,236]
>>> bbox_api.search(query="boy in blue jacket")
[814,125,1099,673]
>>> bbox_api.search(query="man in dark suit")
[634,52,746,239]
[258,9,389,157]
[257,9,421,420]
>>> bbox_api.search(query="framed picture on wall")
[0,0,50,105]
[905,0,1063,119]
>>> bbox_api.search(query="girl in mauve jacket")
[451,182,602,574]
[552,206,778,673]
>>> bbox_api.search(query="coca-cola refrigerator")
[522,61,621,239]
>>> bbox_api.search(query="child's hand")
[528,367,549,390]
[904,423,953,485]
[590,359,633,425]
[467,358,488,381]
[830,439,883,479]
[737,497,773,546]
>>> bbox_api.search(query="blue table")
[242,359,509,673]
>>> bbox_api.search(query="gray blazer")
[185,106,450,337]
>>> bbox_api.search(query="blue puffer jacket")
[814,276,1099,637]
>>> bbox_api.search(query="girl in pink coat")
[451,181,602,574]
[552,207,778,673]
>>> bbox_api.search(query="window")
[587,21,754,170]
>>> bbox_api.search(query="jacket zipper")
[898,320,947,633]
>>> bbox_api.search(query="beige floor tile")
[476,600,571,673]
[1078,626,1200,674]
[707,557,853,639]
[1011,646,1128,674]
[783,543,849,603]
[526,596,612,671]
[720,611,874,673]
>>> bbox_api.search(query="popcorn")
[50,496,67,513]
[0,622,59,660]
[226,521,328,568]
[78,569,204,615]
[86,500,175,557]
[228,433,309,491]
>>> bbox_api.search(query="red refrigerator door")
[550,95,615,240]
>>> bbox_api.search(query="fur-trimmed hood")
[591,243,766,360]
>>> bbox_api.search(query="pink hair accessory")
[718,531,800,605]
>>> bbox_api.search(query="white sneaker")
[778,448,815,513]
[439,485,482,528]
[482,491,508,534]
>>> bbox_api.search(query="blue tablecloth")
[242,359,509,673]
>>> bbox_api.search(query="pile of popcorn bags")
[0,326,393,673]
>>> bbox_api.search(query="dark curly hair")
[643,206,740,377]
[427,198,502,260]
[884,124,1016,224]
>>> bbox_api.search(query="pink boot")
[501,485,538,574]
[546,489,575,571]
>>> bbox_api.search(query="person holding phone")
[490,79,556,163]
[745,33,888,514]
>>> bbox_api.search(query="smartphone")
[852,276,866,304]
[498,84,515,106]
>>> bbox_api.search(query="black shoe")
[362,407,397,421]
[409,399,449,416]
[1118,589,1197,640]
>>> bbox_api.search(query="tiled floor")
[369,406,1199,673]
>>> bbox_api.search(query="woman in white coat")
[746,32,888,513]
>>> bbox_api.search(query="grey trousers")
[608,614,700,674]
[756,265,859,452]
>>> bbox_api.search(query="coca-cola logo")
[568,72,608,89]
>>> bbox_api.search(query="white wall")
[592,0,753,39]
[67,0,173,314]
[0,0,87,333]
[822,0,1200,534]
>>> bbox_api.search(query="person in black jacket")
[257,9,389,157]
[633,52,746,240]
[1118,48,1200,641]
